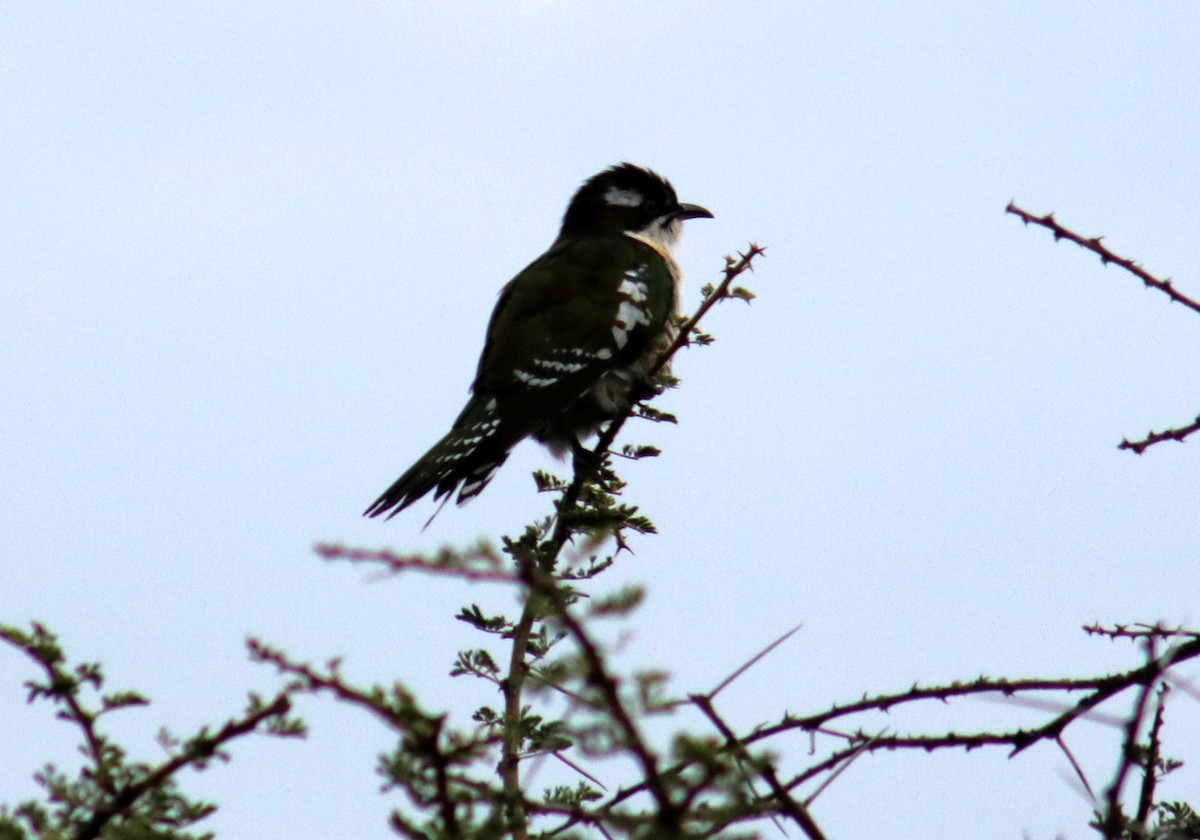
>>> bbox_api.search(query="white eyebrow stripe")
[604,186,643,207]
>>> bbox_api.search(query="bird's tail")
[364,396,509,520]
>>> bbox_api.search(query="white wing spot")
[617,271,649,303]
[609,270,652,350]
[514,369,558,387]
[527,353,588,375]
[459,464,499,501]
[612,301,651,349]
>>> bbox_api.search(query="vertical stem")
[500,592,536,840]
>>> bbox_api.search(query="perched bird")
[364,163,712,519]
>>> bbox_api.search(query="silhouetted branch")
[1118,414,1200,455]
[1135,686,1169,826]
[691,693,827,840]
[314,542,514,583]
[1,623,299,840]
[1007,202,1200,453]
[1098,671,1156,839]
[76,694,293,840]
[1005,203,1200,315]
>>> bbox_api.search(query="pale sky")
[3,3,1200,838]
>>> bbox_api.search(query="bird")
[364,163,713,520]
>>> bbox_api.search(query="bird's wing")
[363,234,675,520]
[469,233,675,438]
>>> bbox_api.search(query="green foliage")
[1148,802,1200,839]
[239,247,771,838]
[9,241,1200,838]
[0,623,299,840]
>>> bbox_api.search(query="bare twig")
[709,623,802,700]
[1005,203,1200,315]
[745,672,1132,747]
[805,735,878,806]
[1056,736,1098,804]
[1099,673,1156,839]
[1135,686,1170,826]
[1119,414,1200,455]
[691,693,828,840]
[1006,202,1200,452]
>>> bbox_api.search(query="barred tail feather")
[364,397,508,519]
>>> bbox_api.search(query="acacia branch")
[501,594,536,839]
[525,246,767,831]
[532,571,680,832]
[314,542,515,583]
[595,628,1200,816]
[1135,687,1169,826]
[1007,202,1200,452]
[744,672,1119,746]
[1099,674,1156,839]
[691,693,827,840]
[76,694,292,840]
[1118,414,1200,455]
[1005,203,1200,315]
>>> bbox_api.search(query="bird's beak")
[675,202,714,221]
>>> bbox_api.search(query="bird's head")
[558,163,713,253]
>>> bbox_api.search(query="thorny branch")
[250,233,1200,838]
[534,580,681,833]
[507,244,765,836]
[1005,203,1200,315]
[272,246,769,839]
[1135,686,1170,826]
[313,542,514,583]
[1,622,297,840]
[75,695,293,840]
[1117,415,1200,456]
[596,626,1200,833]
[1006,202,1200,453]
[690,693,827,840]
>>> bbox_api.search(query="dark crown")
[559,163,683,236]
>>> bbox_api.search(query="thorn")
[613,531,634,556]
